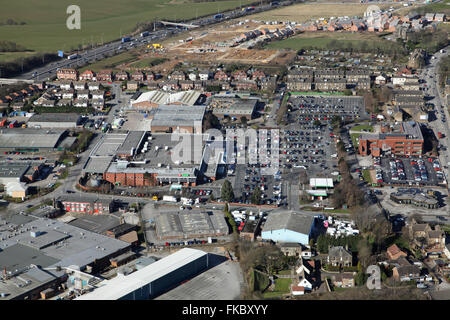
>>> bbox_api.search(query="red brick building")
[79,70,95,81]
[56,68,78,81]
[358,122,424,157]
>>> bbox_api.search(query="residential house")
[251,70,266,81]
[62,90,75,100]
[188,72,197,81]
[434,13,445,22]
[214,70,229,81]
[170,70,186,81]
[332,273,355,288]
[386,244,407,260]
[74,81,87,90]
[375,75,387,85]
[73,99,88,107]
[287,78,312,91]
[327,246,352,267]
[199,70,212,81]
[56,68,77,81]
[234,80,258,91]
[97,70,113,82]
[88,82,100,91]
[79,70,95,81]
[131,71,145,82]
[91,90,105,100]
[91,99,104,110]
[315,78,346,91]
[116,71,129,81]
[59,81,73,90]
[180,80,194,91]
[127,81,139,91]
[145,72,155,82]
[393,264,421,282]
[232,70,248,81]
[77,90,90,100]
[278,243,303,257]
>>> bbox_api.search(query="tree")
[221,179,234,202]
[240,116,248,127]
[313,119,321,127]
[251,187,262,205]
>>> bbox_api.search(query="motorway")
[16,1,292,82]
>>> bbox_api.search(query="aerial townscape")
[0,0,450,305]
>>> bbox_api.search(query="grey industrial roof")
[116,131,146,155]
[262,211,315,236]
[151,105,206,127]
[0,162,30,178]
[0,216,130,270]
[0,244,59,272]
[209,97,257,116]
[75,248,207,300]
[28,113,81,123]
[156,211,228,239]
[0,128,66,149]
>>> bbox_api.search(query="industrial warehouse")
[75,248,209,300]
[0,128,75,152]
[0,215,131,300]
[155,210,229,240]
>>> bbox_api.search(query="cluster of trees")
[0,52,59,78]
[0,19,26,26]
[437,54,450,88]
[203,111,220,131]
[239,241,295,276]
[406,30,448,54]
[316,234,362,254]
[331,159,365,209]
[221,179,235,202]
[69,129,94,154]
[223,203,237,233]
[0,40,27,52]
[360,87,393,114]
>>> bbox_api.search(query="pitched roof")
[262,211,315,236]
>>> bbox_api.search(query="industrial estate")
[0,0,450,303]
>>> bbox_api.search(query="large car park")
[377,156,444,186]
[231,129,285,206]
[287,95,366,122]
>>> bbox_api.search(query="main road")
[419,46,450,189]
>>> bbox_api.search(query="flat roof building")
[359,121,424,157]
[0,128,70,152]
[130,90,201,109]
[27,113,81,128]
[155,210,228,240]
[75,248,209,300]
[148,105,206,134]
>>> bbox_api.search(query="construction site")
[122,19,297,74]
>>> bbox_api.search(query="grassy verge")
[352,124,373,132]
[350,133,361,149]
[362,169,372,184]
[79,52,139,72]
[262,278,292,298]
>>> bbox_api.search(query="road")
[419,46,450,190]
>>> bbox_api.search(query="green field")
[266,31,402,54]
[351,133,361,149]
[0,0,255,53]
[0,51,36,63]
[79,52,140,72]
[129,57,168,69]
